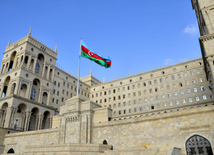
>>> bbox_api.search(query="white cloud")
[183,24,199,35]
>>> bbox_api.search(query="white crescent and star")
[88,51,93,56]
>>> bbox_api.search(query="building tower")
[0,29,57,131]
[192,0,214,93]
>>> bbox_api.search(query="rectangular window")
[54,81,56,85]
[182,99,186,104]
[157,103,160,108]
[184,72,187,77]
[186,81,189,85]
[63,82,65,86]
[67,84,69,88]
[189,98,192,102]
[176,100,179,105]
[194,88,197,92]
[168,93,171,98]
[123,87,125,91]
[177,74,181,78]
[203,95,207,100]
[58,83,60,87]
[169,101,173,106]
[138,91,141,96]
[174,92,177,96]
[53,89,55,94]
[190,71,193,75]
[138,83,141,88]
[180,90,184,95]
[150,96,153,100]
[163,102,166,107]
[171,75,175,80]
[166,77,169,81]
[201,86,205,91]
[187,89,190,93]
[192,80,195,84]
[118,88,120,92]
[199,78,202,82]
[196,96,199,101]
[197,69,200,74]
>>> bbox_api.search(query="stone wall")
[92,105,214,155]
[2,128,58,154]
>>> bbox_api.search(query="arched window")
[1,64,5,74]
[42,92,48,105]
[2,76,10,98]
[30,89,36,100]
[35,63,40,73]
[186,135,213,155]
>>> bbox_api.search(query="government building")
[0,0,214,154]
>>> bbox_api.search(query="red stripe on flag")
[81,45,107,62]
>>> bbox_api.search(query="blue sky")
[0,0,200,82]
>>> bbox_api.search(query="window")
[203,95,207,100]
[35,63,40,73]
[156,95,159,100]
[133,92,136,97]
[149,89,152,93]
[167,85,170,90]
[124,110,126,114]
[67,84,69,88]
[113,89,116,93]
[197,69,200,74]
[128,93,130,98]
[171,75,175,80]
[123,87,125,91]
[162,94,165,98]
[54,81,56,85]
[123,102,126,106]
[127,86,130,90]
[182,99,186,104]
[145,106,149,110]
[62,89,64,94]
[30,89,36,100]
[192,80,195,84]
[145,97,148,101]
[201,86,205,91]
[173,83,176,88]
[210,94,213,99]
[161,86,164,90]
[199,78,202,82]
[148,81,152,85]
[157,103,160,108]
[168,93,171,98]
[194,88,197,92]
[143,82,146,86]
[134,100,136,104]
[109,90,111,94]
[140,107,143,111]
[179,82,183,87]
[184,72,187,77]
[114,111,116,116]
[100,92,102,96]
[180,90,184,95]
[128,101,131,105]
[169,101,173,106]
[176,100,179,105]
[57,91,59,96]
[134,108,137,112]
[186,81,189,85]
[138,91,141,96]
[144,90,146,94]
[196,96,200,101]
[187,89,190,93]
[190,71,193,75]
[174,92,177,96]
[132,85,135,89]
[118,96,121,100]
[139,99,142,103]
[104,91,106,95]
[119,110,121,115]
[166,77,169,81]
[129,109,132,113]
[155,88,158,92]
[151,105,154,109]
[63,82,65,86]
[118,88,120,92]
[53,89,55,94]
[150,96,153,100]
[189,98,192,102]
[163,102,166,107]
[58,83,60,87]
[160,78,163,83]
[154,80,157,84]
[177,74,181,78]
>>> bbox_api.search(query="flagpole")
[77,37,82,96]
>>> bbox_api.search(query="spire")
[55,44,57,52]
[28,27,32,36]
[7,39,11,46]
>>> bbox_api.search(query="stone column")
[33,59,37,73]
[21,112,26,130]
[42,63,46,77]
[87,115,92,143]
[16,80,22,95]
[21,55,25,67]
[38,88,43,103]
[24,111,31,131]
[3,107,13,128]
[1,111,6,127]
[9,108,17,129]
[46,65,50,80]
[37,115,44,130]
[27,55,32,69]
[0,110,3,127]
[27,83,32,99]
[49,117,53,129]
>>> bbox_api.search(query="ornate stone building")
[0,0,214,154]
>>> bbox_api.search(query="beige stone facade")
[0,0,214,154]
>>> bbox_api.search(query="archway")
[35,54,44,75]
[0,102,8,127]
[42,111,50,129]
[28,107,39,131]
[2,76,10,98]
[7,148,14,154]
[8,51,17,71]
[186,135,213,155]
[13,103,27,130]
